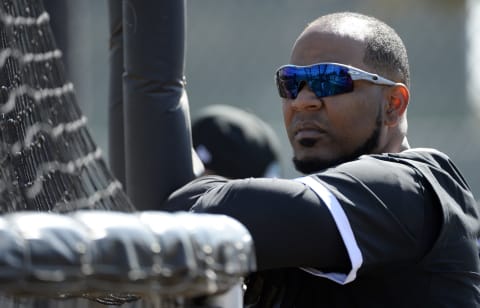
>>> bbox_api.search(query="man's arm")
[163,156,439,276]
[165,177,350,272]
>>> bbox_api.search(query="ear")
[384,84,409,127]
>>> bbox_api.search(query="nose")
[290,82,323,110]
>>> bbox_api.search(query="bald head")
[300,12,410,88]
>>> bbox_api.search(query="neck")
[398,137,410,152]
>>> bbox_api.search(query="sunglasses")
[275,62,397,99]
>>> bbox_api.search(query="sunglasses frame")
[275,62,398,99]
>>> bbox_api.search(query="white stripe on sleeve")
[295,175,363,284]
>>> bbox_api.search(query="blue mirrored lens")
[276,64,354,99]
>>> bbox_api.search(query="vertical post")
[123,0,195,210]
[107,0,126,188]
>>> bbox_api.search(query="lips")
[293,122,327,141]
[295,129,325,139]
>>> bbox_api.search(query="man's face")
[282,29,388,174]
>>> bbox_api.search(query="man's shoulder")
[325,148,449,177]
[325,147,467,193]
[363,147,453,171]
[371,147,474,199]
[374,147,449,162]
[395,147,450,162]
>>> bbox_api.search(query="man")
[163,12,480,307]
[192,104,281,179]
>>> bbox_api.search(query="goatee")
[293,112,382,174]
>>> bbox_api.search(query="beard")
[293,111,382,174]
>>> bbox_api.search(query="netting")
[0,0,134,214]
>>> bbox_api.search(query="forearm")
[175,178,350,272]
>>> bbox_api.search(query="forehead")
[290,23,368,70]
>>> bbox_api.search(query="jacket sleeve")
[163,176,350,272]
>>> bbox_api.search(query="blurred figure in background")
[192,104,282,179]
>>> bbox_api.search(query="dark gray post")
[122,0,195,210]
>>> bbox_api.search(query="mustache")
[293,120,326,135]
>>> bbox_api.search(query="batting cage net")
[0,0,254,307]
[0,0,134,214]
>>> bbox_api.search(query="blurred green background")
[45,0,480,199]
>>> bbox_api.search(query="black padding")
[122,0,195,210]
